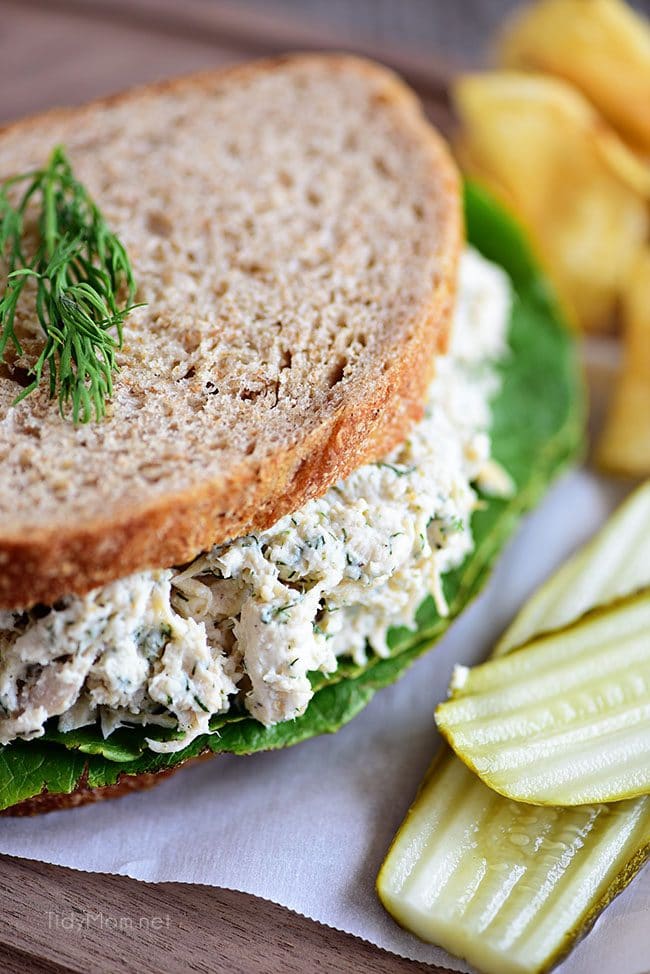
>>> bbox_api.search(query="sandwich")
[0,55,582,814]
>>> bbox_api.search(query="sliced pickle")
[495,480,650,656]
[437,590,650,805]
[378,750,650,974]
[378,482,650,973]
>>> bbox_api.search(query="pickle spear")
[437,590,650,805]
[377,481,650,974]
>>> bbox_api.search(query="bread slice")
[1,767,179,816]
[0,54,460,610]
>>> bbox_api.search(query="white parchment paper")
[1,469,648,974]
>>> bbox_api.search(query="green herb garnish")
[193,695,210,714]
[0,145,141,422]
[377,462,416,477]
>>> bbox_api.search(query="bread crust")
[0,54,460,609]
[1,764,188,816]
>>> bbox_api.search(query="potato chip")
[597,248,650,475]
[500,0,650,154]
[453,72,649,331]
[597,131,650,199]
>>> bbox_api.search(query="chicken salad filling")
[0,247,512,754]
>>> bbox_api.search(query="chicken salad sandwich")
[0,55,582,814]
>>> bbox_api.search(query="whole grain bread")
[0,54,460,610]
[1,764,185,816]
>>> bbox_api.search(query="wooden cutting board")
[0,1,487,971]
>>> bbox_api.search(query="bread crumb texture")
[0,55,460,607]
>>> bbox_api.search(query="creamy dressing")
[0,248,512,753]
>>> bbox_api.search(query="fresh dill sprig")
[0,145,142,422]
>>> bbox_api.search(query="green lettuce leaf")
[0,183,585,811]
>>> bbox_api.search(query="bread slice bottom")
[2,766,181,816]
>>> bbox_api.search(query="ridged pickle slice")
[378,751,650,974]
[495,480,650,656]
[377,481,650,974]
[437,590,650,805]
